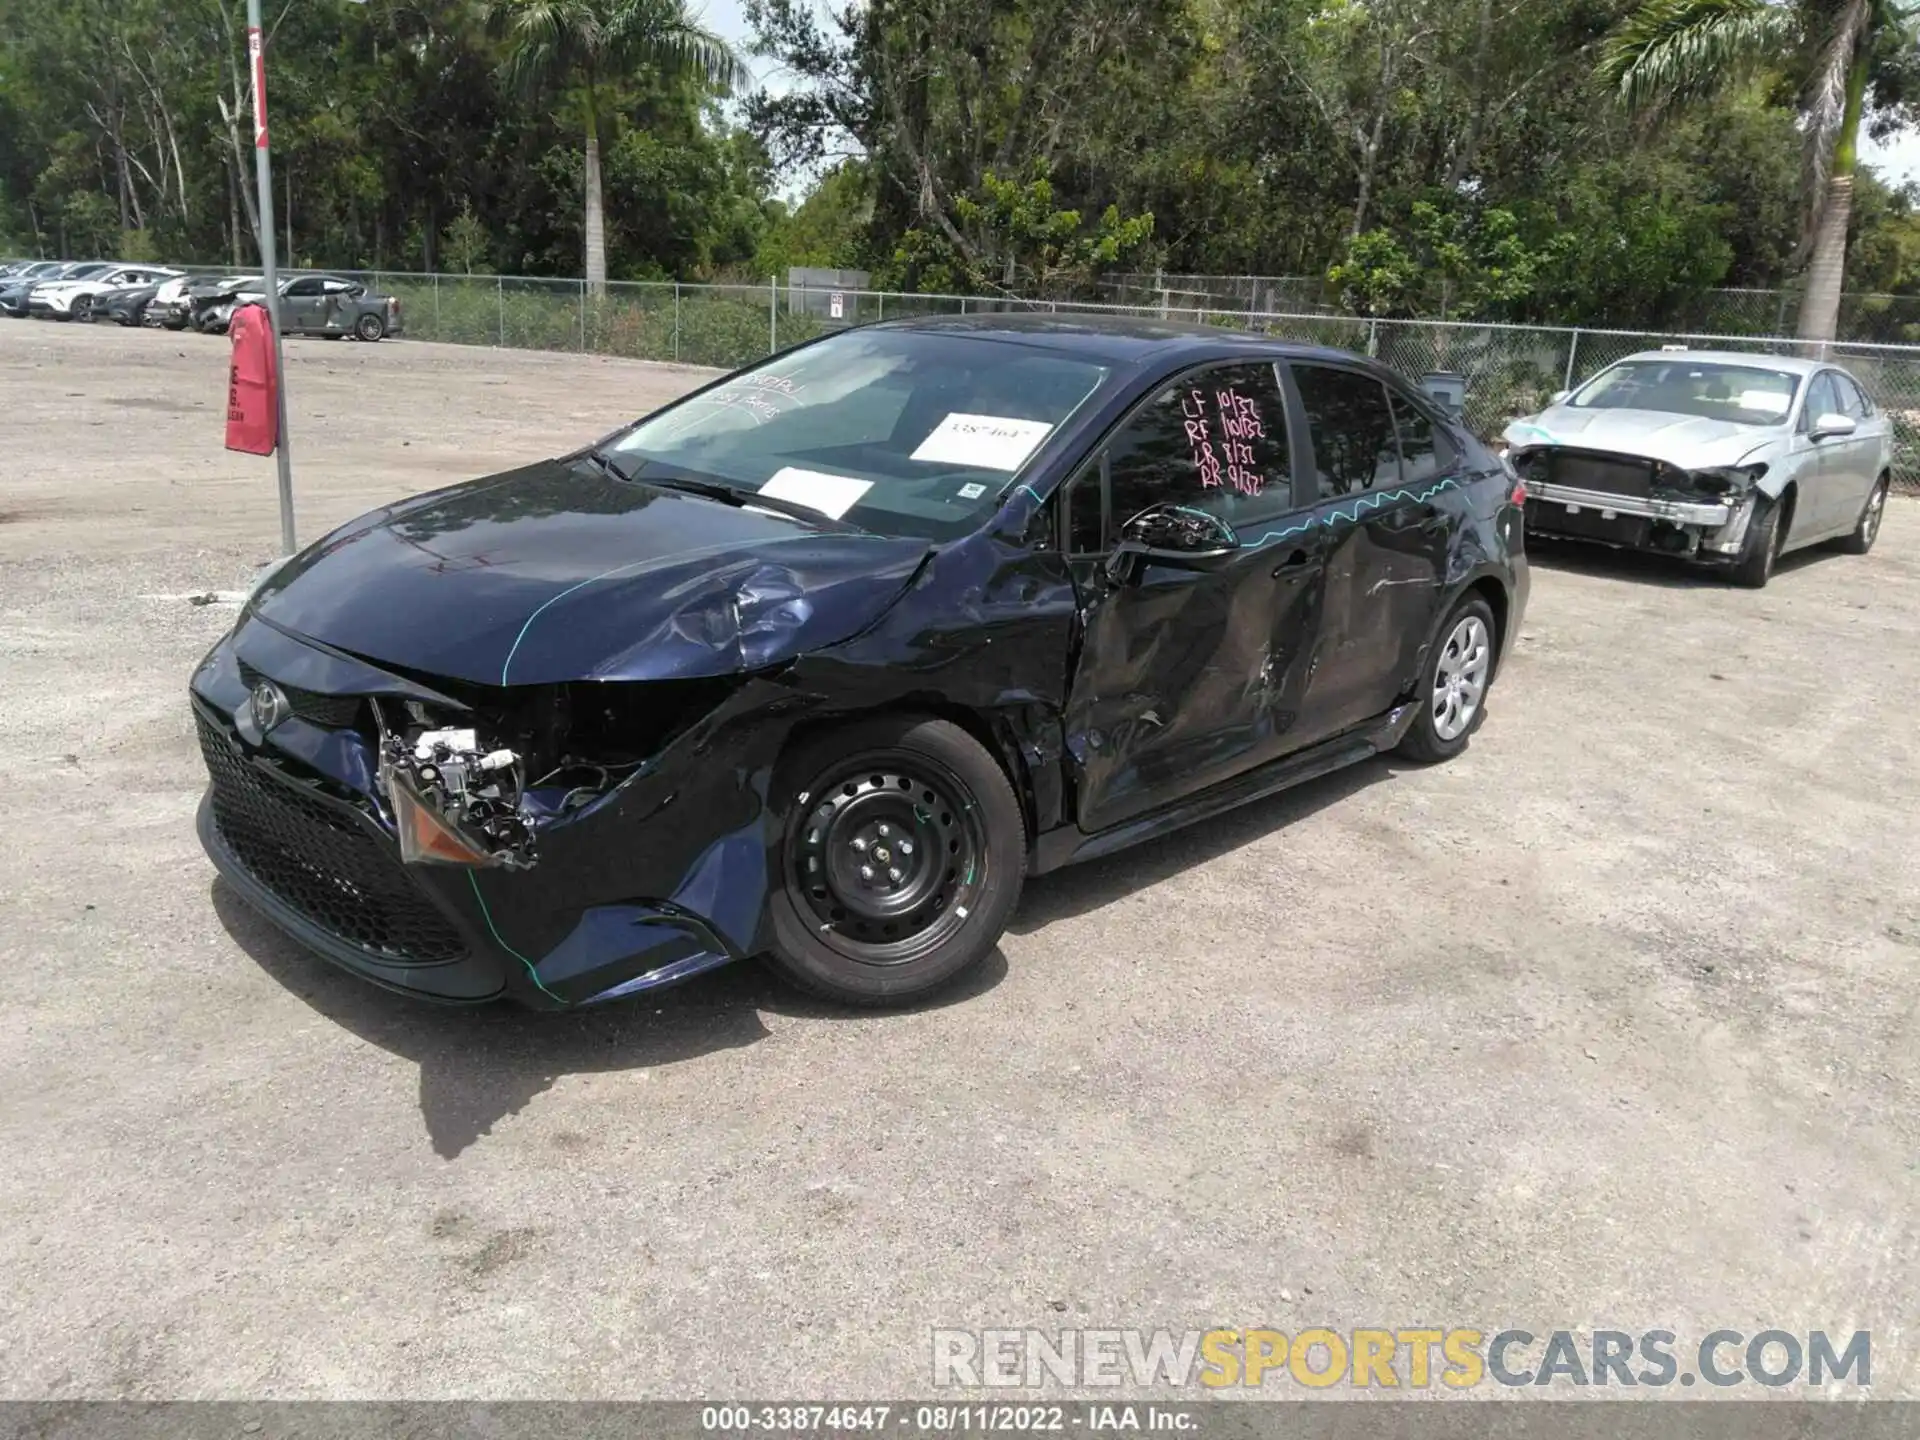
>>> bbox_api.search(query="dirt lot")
[1,320,1917,1399]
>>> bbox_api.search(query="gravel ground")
[1,320,1916,1400]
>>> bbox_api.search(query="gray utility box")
[787,268,872,325]
[1418,370,1467,419]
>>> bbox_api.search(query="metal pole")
[579,278,586,352]
[432,272,439,337]
[673,282,680,363]
[246,0,296,556]
[875,291,883,322]
[769,274,778,354]
[497,274,504,346]
[1563,328,1581,391]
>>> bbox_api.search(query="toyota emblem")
[249,680,290,734]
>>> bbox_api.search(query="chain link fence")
[1098,272,1920,344]
[175,266,1920,494]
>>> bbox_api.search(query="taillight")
[1510,480,1528,506]
[388,297,401,316]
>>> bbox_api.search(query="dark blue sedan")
[192,315,1528,1009]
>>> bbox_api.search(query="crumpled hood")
[1505,406,1779,471]
[252,459,932,687]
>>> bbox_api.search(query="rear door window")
[1389,391,1454,485]
[1292,365,1403,498]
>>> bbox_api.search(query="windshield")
[607,329,1109,540]
[1570,359,1800,426]
[64,263,110,280]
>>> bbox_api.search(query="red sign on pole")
[249,26,268,149]
[226,303,279,455]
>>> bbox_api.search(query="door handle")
[1271,547,1314,578]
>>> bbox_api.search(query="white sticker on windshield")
[758,467,873,519]
[911,413,1054,471]
[1738,390,1791,415]
[956,482,988,500]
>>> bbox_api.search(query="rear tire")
[1730,493,1784,588]
[767,714,1025,1007]
[1837,475,1889,555]
[1398,595,1497,765]
[354,311,386,342]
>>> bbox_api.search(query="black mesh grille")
[1536,450,1655,499]
[198,710,467,964]
[237,661,364,730]
[1526,498,1652,548]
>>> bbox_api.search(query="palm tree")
[1600,0,1913,344]
[487,0,742,291]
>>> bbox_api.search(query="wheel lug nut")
[898,841,913,856]
[860,865,874,882]
[877,823,891,837]
[888,868,903,884]
[851,837,868,853]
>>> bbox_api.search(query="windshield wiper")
[647,475,869,533]
[578,449,868,533]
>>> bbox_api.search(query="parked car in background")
[217,273,404,341]
[31,264,182,322]
[192,316,1525,1011]
[140,274,197,328]
[103,274,179,326]
[0,260,107,317]
[1503,350,1893,587]
[178,274,262,333]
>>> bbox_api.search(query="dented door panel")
[1063,541,1327,834]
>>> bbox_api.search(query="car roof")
[864,311,1368,367]
[1612,348,1836,377]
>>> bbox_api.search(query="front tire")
[71,294,93,323]
[1398,595,1497,765]
[1731,493,1784,588]
[1838,475,1889,555]
[768,714,1025,1006]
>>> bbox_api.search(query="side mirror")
[1105,505,1240,582]
[1549,389,1572,406]
[1811,412,1856,440]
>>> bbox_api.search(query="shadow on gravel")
[1009,755,1390,934]
[213,879,1006,1159]
[1526,535,1833,588]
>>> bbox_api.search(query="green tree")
[487,0,742,290]
[1600,0,1920,341]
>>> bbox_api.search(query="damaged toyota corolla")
[193,315,1528,1009]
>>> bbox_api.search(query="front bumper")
[191,626,754,1009]
[26,296,71,316]
[1527,479,1732,528]
[1525,480,1754,559]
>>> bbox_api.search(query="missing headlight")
[373,703,537,869]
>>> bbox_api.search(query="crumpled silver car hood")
[1504,406,1778,471]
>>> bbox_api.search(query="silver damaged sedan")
[1502,349,1893,587]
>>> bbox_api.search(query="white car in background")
[1503,350,1895,588]
[28,263,182,323]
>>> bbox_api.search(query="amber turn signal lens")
[393,782,489,867]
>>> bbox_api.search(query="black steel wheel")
[768,714,1024,1005]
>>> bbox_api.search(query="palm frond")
[1598,0,1801,113]
[604,0,744,94]
[485,0,595,95]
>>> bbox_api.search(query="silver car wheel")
[1431,614,1490,742]
[1863,482,1887,545]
